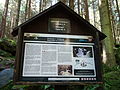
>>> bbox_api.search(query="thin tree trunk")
[99,0,116,67]
[109,0,116,44]
[25,0,28,21]
[80,0,84,17]
[28,0,31,19]
[78,0,80,14]
[111,0,120,44]
[115,0,120,44]
[39,0,42,12]
[31,0,37,17]
[12,16,16,29]
[84,0,89,21]
[115,0,120,21]
[42,0,46,11]
[69,0,74,10]
[6,21,11,38]
[15,0,21,27]
[9,10,14,38]
[92,0,96,27]
[0,0,9,38]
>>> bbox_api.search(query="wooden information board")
[14,32,103,84]
[13,2,106,84]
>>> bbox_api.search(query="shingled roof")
[12,1,106,40]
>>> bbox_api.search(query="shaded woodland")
[0,0,120,90]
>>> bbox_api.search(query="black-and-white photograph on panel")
[73,46,93,58]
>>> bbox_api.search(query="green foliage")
[0,3,3,23]
[103,64,120,90]
[67,85,101,90]
[12,84,30,90]
[0,81,54,90]
[0,38,15,70]
[67,85,84,90]
[0,38,16,46]
[0,57,15,69]
[103,64,120,73]
[0,38,16,56]
[83,84,100,90]
[0,49,12,57]
[0,80,13,90]
[104,71,120,90]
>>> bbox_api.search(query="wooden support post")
[95,32,104,90]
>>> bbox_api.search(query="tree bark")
[92,0,96,26]
[25,0,28,21]
[115,0,120,21]
[42,0,46,10]
[84,0,89,21]
[109,0,116,44]
[80,0,84,17]
[28,0,31,19]
[78,0,80,14]
[0,0,9,38]
[99,0,116,66]
[69,0,74,10]
[39,0,42,12]
[15,0,21,27]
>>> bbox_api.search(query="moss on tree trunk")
[99,0,116,66]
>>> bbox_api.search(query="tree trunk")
[115,0,120,21]
[8,10,14,38]
[39,0,42,12]
[78,0,80,14]
[28,0,31,19]
[42,0,46,10]
[84,0,89,21]
[109,0,116,44]
[15,0,21,27]
[92,0,96,27]
[25,0,28,21]
[60,0,67,4]
[0,0,9,38]
[69,0,74,10]
[80,0,84,17]
[99,0,116,67]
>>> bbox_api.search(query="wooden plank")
[15,81,103,85]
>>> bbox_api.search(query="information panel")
[22,33,97,82]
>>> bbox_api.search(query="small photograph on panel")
[74,59,81,69]
[58,65,72,75]
[73,46,93,58]
[74,59,88,69]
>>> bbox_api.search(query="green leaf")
[12,85,30,89]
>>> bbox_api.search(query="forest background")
[0,0,120,90]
